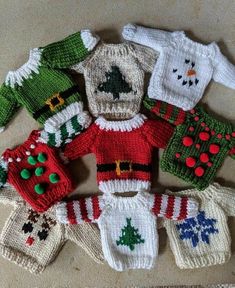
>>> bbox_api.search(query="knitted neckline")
[95,114,147,132]
[5,48,42,88]
[103,191,149,209]
[166,183,220,196]
[172,31,216,56]
[95,42,134,56]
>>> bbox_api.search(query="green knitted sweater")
[0,30,99,133]
[144,97,235,190]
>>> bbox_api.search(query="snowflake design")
[176,210,219,248]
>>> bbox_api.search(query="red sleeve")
[64,123,99,160]
[142,119,174,149]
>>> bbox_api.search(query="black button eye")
[191,62,195,68]
[22,222,33,233]
[37,229,48,241]
[185,59,190,64]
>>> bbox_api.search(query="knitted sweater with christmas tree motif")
[71,42,157,119]
[0,30,99,133]
[56,191,198,271]
[122,24,235,111]
[163,183,235,269]
[63,114,174,193]
[144,98,235,190]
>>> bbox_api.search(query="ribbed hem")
[107,256,155,271]
[99,179,151,193]
[0,244,44,274]
[44,102,83,133]
[176,252,231,269]
[89,101,142,120]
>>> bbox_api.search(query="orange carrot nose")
[187,69,196,76]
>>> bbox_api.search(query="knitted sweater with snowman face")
[122,24,235,111]
[56,191,198,271]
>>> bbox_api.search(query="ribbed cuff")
[0,244,45,274]
[0,126,5,133]
[81,29,100,51]
[122,23,137,41]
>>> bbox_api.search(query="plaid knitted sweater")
[63,114,174,193]
[0,130,73,212]
[56,191,198,271]
[71,42,157,119]
[163,183,235,269]
[0,30,99,133]
[144,98,235,190]
[123,24,235,111]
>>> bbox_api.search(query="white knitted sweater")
[163,183,235,269]
[122,24,235,111]
[56,192,198,271]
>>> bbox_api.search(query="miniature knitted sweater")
[122,24,235,111]
[163,183,235,269]
[56,191,198,271]
[144,98,235,190]
[0,130,74,212]
[0,30,99,133]
[0,186,103,274]
[71,42,157,119]
[63,114,174,193]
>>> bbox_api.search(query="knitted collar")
[94,41,134,57]
[95,114,147,132]
[5,48,42,88]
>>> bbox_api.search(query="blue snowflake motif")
[176,210,219,248]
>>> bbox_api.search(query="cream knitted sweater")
[122,24,235,111]
[163,183,235,269]
[71,42,157,119]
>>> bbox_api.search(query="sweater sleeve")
[131,43,158,73]
[142,119,174,149]
[0,186,22,206]
[41,30,99,69]
[63,123,98,160]
[122,23,171,51]
[212,44,235,89]
[151,193,199,220]
[0,84,20,132]
[213,183,235,216]
[143,97,187,126]
[56,195,103,224]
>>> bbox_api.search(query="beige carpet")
[0,0,234,287]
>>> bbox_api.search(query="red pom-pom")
[207,162,213,167]
[189,126,194,132]
[225,134,231,140]
[199,132,210,141]
[175,153,181,158]
[186,157,196,167]
[201,122,206,127]
[190,109,195,114]
[217,134,222,139]
[194,116,199,121]
[195,143,201,149]
[209,144,220,154]
[211,130,215,136]
[182,136,193,147]
[232,132,235,137]
[205,127,210,131]
[195,166,205,177]
[200,153,209,163]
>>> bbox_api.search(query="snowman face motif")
[21,209,57,247]
[172,59,199,87]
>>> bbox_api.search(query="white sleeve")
[212,44,235,89]
[122,23,171,51]
[213,183,235,217]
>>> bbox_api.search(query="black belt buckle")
[115,160,132,176]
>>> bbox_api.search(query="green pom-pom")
[49,173,60,183]
[37,153,47,163]
[28,156,37,165]
[35,166,45,176]
[34,183,45,195]
[20,169,31,180]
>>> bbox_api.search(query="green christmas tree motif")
[97,65,133,100]
[116,218,145,251]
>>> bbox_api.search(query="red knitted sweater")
[64,114,174,193]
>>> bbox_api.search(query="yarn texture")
[0,186,103,274]
[163,183,235,269]
[56,191,198,271]
[122,24,235,111]
[63,114,174,193]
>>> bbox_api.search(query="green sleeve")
[41,30,99,68]
[0,84,20,131]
